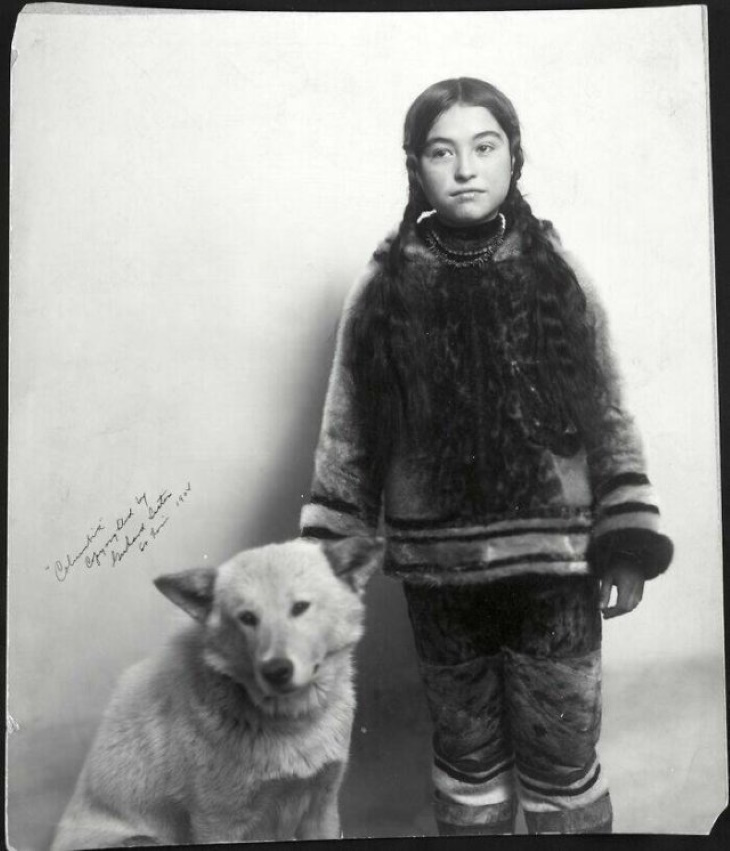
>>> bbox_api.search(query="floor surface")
[7,655,727,849]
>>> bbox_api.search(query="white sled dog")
[51,536,383,850]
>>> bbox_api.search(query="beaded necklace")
[420,213,507,268]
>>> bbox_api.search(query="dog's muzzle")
[259,657,295,691]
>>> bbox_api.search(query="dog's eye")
[291,601,310,617]
[237,610,259,627]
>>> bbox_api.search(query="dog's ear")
[154,567,217,622]
[321,536,385,595]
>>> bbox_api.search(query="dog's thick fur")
[51,537,383,849]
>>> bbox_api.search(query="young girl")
[300,78,673,836]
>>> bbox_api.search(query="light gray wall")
[8,0,720,793]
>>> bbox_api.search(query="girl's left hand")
[599,562,645,619]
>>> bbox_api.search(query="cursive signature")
[46,521,106,582]
[45,483,192,582]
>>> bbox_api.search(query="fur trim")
[587,528,674,580]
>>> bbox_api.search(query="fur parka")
[301,224,673,586]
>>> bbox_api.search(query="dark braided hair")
[348,78,607,505]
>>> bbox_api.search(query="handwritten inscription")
[45,483,192,582]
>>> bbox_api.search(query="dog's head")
[154,537,383,718]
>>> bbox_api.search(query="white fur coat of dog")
[51,536,382,849]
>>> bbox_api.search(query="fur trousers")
[403,574,613,835]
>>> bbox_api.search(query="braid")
[501,187,605,438]
[388,153,431,276]
[348,178,432,484]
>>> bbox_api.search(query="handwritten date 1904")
[45,483,192,583]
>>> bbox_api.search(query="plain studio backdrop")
[7,3,725,847]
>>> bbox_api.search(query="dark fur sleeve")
[300,252,389,541]
[564,250,673,579]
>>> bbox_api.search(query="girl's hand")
[599,562,645,619]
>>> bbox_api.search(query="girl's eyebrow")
[424,130,504,146]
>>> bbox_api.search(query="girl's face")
[417,104,513,226]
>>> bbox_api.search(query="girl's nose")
[454,152,476,181]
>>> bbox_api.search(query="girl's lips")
[452,191,484,202]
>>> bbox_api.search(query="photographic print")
[6,3,725,847]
